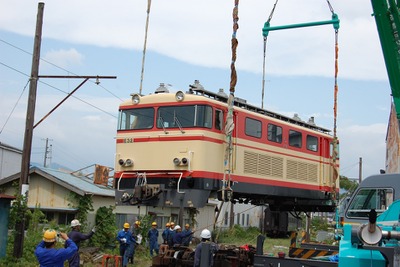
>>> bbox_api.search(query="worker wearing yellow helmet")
[162,223,171,244]
[147,221,159,257]
[116,222,135,267]
[35,229,77,266]
[182,223,193,246]
[130,220,142,264]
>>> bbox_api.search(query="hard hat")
[71,219,81,227]
[200,229,211,239]
[166,223,171,227]
[123,222,130,228]
[135,220,140,226]
[43,229,57,242]
[185,223,190,227]
[174,225,181,230]
[170,222,175,226]
[152,222,157,226]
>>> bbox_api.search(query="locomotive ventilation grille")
[244,151,318,183]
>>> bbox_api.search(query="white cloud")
[0,0,388,81]
[42,48,84,69]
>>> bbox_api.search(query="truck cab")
[341,173,400,225]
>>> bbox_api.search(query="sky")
[0,0,392,180]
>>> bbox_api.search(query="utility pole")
[359,157,363,184]
[13,2,44,258]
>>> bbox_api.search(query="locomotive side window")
[306,135,318,152]
[118,108,154,130]
[157,105,212,128]
[215,109,223,130]
[245,117,262,138]
[267,123,282,143]
[289,130,302,148]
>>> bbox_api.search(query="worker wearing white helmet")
[194,229,219,267]
[67,219,96,267]
[172,225,193,247]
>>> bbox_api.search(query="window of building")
[225,211,229,225]
[58,212,76,226]
[245,117,262,138]
[237,213,240,225]
[241,214,245,225]
[246,214,249,226]
[306,135,318,152]
[289,130,302,148]
[267,123,282,143]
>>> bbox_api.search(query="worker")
[181,223,193,246]
[162,222,171,244]
[67,219,96,267]
[194,229,218,267]
[129,220,141,264]
[35,229,77,267]
[172,225,193,247]
[148,221,159,257]
[116,222,136,267]
[167,222,176,248]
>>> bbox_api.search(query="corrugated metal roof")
[35,166,114,197]
[0,166,115,197]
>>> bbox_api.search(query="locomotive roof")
[188,87,331,134]
[122,87,331,134]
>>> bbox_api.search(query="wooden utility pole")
[13,2,44,258]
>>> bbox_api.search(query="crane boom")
[371,0,400,118]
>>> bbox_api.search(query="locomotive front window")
[157,105,212,129]
[118,108,154,130]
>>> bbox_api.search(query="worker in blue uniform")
[35,229,77,267]
[194,229,218,267]
[67,219,95,267]
[116,222,135,267]
[172,225,193,246]
[182,223,193,246]
[148,221,159,257]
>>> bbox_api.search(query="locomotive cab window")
[267,123,282,143]
[157,105,212,129]
[289,130,302,148]
[118,108,155,130]
[245,117,262,138]
[306,135,318,152]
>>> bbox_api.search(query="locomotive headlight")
[125,159,133,167]
[181,157,188,166]
[173,158,181,166]
[118,158,133,167]
[175,91,185,102]
[131,94,141,105]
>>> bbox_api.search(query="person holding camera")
[35,229,77,267]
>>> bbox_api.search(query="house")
[0,165,115,226]
[0,142,22,180]
[386,103,400,173]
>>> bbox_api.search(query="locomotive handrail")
[116,172,125,191]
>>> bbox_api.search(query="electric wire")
[0,38,123,101]
[0,79,30,136]
[0,60,117,119]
